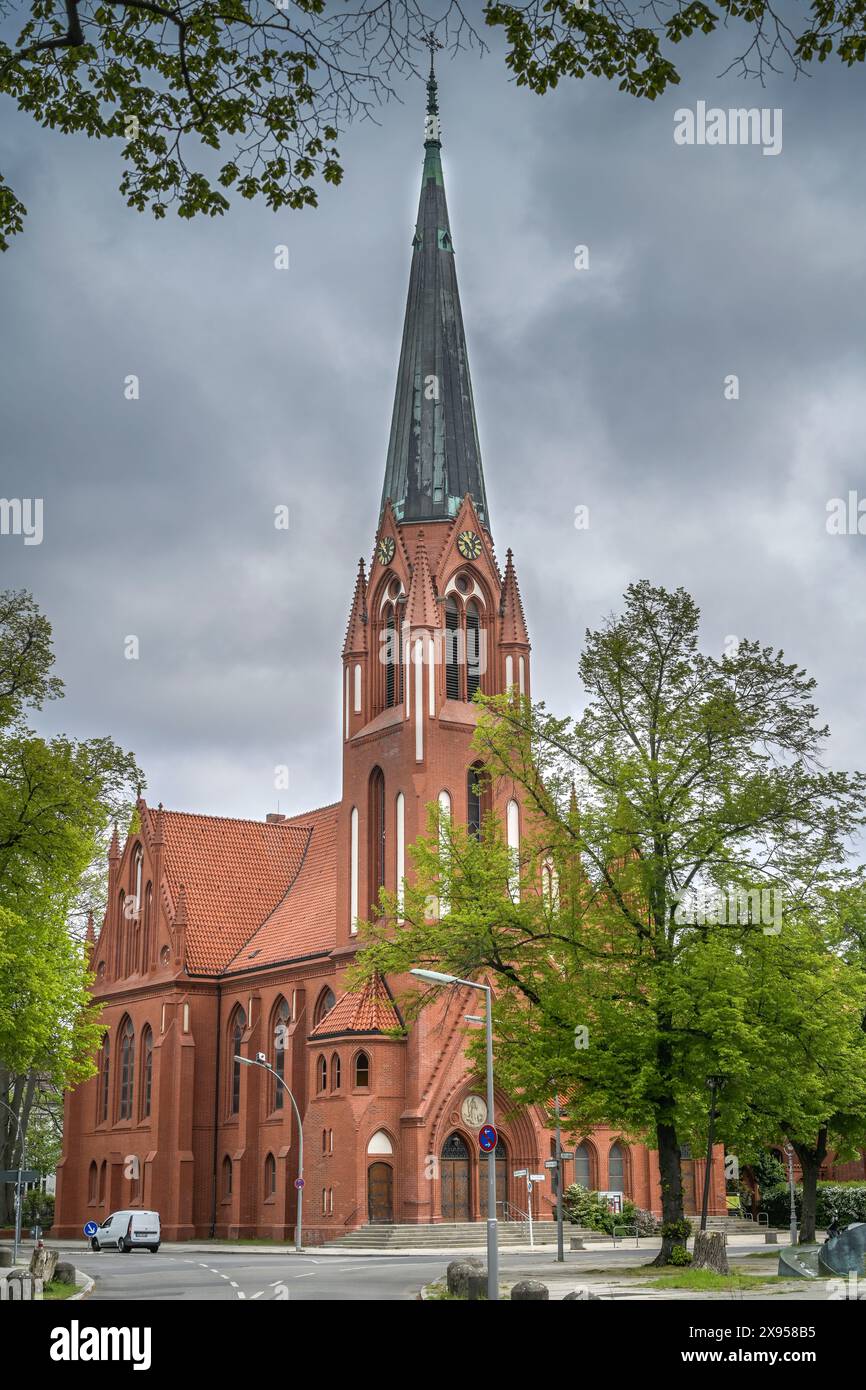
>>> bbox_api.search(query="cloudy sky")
[2,4,865,825]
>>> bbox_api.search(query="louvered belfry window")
[466,601,481,700]
[445,597,460,699]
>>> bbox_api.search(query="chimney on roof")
[266,813,287,824]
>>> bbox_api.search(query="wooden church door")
[441,1133,471,1221]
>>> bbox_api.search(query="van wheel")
[150,1245,160,1253]
[117,1237,130,1253]
[90,1237,99,1251]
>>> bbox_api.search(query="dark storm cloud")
[1,16,864,820]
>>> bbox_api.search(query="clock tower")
[334,55,532,960]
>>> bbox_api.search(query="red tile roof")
[309,974,402,1038]
[225,802,339,974]
[145,802,338,974]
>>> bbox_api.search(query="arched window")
[98,1160,106,1203]
[574,1142,591,1189]
[130,846,143,975]
[314,988,336,1027]
[115,890,125,977]
[141,883,153,973]
[355,1051,370,1088]
[609,1141,627,1193]
[322,1128,328,1154]
[444,597,460,699]
[222,1155,233,1198]
[384,603,397,708]
[465,601,481,700]
[264,1152,276,1197]
[273,997,290,1111]
[88,1161,98,1203]
[141,1025,153,1119]
[367,1129,393,1155]
[506,799,520,903]
[316,1055,327,1093]
[229,1005,246,1115]
[119,1016,135,1119]
[467,762,487,839]
[330,1053,341,1091]
[99,1035,111,1123]
[369,766,386,911]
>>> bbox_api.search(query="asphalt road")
[74,1250,449,1300]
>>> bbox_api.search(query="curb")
[71,1271,94,1301]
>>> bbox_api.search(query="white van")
[91,1210,161,1253]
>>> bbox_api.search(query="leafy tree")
[0,589,141,1224]
[356,581,865,1263]
[3,0,866,247]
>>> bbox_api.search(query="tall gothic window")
[141,883,152,973]
[229,1005,246,1115]
[265,1152,276,1197]
[141,1025,153,1118]
[354,1051,370,1088]
[467,762,483,839]
[115,891,125,977]
[273,997,290,1111]
[574,1142,591,1189]
[445,597,460,699]
[609,1142,626,1192]
[99,1035,110,1123]
[384,603,396,708]
[119,1016,135,1120]
[369,766,386,911]
[465,601,481,700]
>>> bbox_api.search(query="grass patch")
[639,1269,782,1292]
[43,1280,77,1300]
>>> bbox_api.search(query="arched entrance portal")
[367,1162,394,1224]
[479,1137,508,1219]
[441,1132,471,1221]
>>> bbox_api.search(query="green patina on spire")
[379,41,490,529]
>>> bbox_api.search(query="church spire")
[379,49,489,532]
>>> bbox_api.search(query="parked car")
[90,1210,161,1253]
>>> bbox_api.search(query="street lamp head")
[464,1015,483,1023]
[410,968,458,985]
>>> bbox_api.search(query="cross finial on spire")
[424,31,442,142]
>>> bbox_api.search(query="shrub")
[758,1182,866,1229]
[669,1245,692,1266]
[563,1186,656,1236]
[661,1217,693,1244]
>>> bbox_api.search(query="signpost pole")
[13,1165,22,1263]
[483,984,498,1303]
[554,1093,564,1263]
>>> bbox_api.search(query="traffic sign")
[0,1169,38,1183]
[544,1159,558,1169]
[294,1177,305,1189]
[478,1124,498,1153]
[530,1173,546,1182]
[560,1152,574,1161]
[513,1168,527,1178]
[83,1221,98,1238]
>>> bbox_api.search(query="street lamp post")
[699,1074,726,1234]
[0,1099,25,1264]
[235,1055,304,1251]
[554,1092,564,1263]
[412,968,498,1302]
[783,1142,798,1246]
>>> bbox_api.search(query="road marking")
[294,1271,314,1278]
[230,1281,239,1289]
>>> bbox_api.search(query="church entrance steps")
[325,1221,563,1250]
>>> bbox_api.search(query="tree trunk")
[652,1118,686,1265]
[794,1128,828,1243]
[693,1230,729,1273]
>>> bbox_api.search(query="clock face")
[457,529,482,561]
[376,536,396,566]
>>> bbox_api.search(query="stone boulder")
[54,1262,77,1286]
[511,1279,549,1301]
[446,1258,485,1298]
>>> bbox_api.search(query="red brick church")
[55,68,726,1242]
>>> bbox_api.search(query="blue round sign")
[83,1221,98,1238]
[479,1124,498,1153]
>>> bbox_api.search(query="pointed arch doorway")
[441,1132,471,1221]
